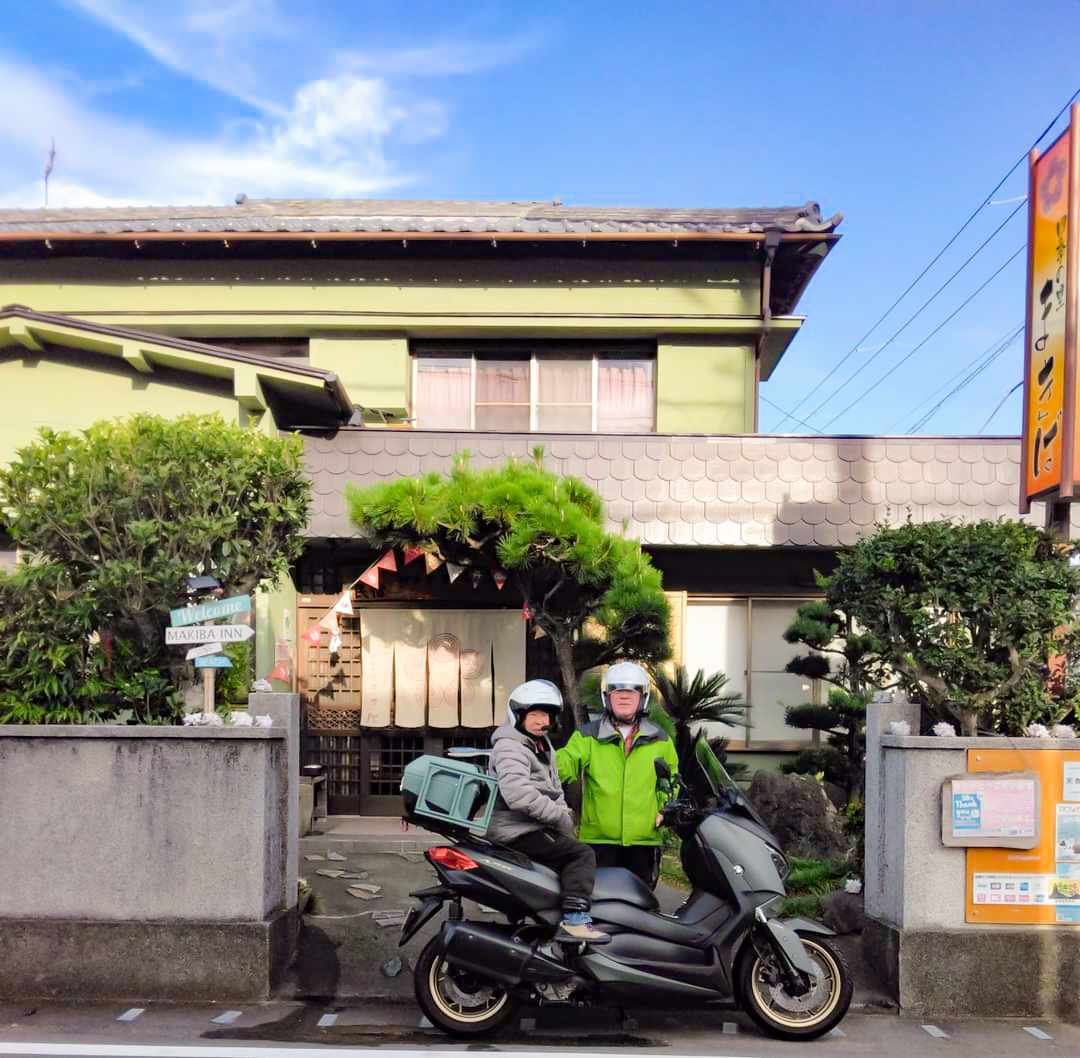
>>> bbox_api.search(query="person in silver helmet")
[557,661,679,887]
[488,679,608,944]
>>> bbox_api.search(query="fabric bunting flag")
[403,546,425,566]
[332,592,354,616]
[269,662,290,681]
[358,563,382,590]
[446,562,464,584]
[304,625,321,645]
[533,626,546,639]
[328,632,342,655]
[376,550,397,573]
[493,571,508,590]
[424,552,444,575]
[471,570,484,589]
[522,602,533,620]
[318,609,340,633]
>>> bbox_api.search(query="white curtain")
[537,357,591,431]
[415,358,471,429]
[476,360,529,431]
[598,359,654,433]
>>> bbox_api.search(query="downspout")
[753,229,782,432]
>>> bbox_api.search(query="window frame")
[410,342,656,433]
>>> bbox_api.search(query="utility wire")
[908,325,1024,433]
[886,320,1023,431]
[800,200,1025,426]
[759,393,821,433]
[769,87,1080,432]
[820,244,1026,430]
[977,380,1024,433]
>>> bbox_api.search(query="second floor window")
[412,347,655,433]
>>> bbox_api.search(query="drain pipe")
[754,229,782,431]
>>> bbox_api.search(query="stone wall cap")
[0,725,284,739]
[882,734,1080,750]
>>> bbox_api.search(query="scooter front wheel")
[414,935,520,1037]
[737,932,852,1041]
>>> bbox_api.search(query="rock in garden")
[304,854,325,862]
[347,888,379,901]
[326,852,347,861]
[748,771,848,860]
[314,869,346,878]
[340,871,369,880]
[381,957,403,978]
[821,890,866,935]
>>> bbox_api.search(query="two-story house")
[0,198,1047,814]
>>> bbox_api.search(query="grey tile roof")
[0,199,842,237]
[303,432,1077,545]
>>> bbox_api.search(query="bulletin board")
[966,749,1080,924]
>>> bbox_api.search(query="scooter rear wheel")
[414,935,521,1037]
[737,933,852,1041]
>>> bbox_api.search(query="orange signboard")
[966,747,1080,924]
[1022,127,1073,504]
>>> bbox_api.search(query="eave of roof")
[0,305,354,422]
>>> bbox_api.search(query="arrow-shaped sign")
[186,642,224,661]
[166,625,255,645]
[170,594,251,628]
[195,655,233,669]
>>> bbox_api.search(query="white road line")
[316,1013,338,1028]
[208,1011,243,1025]
[1024,1026,1053,1040]
[722,1022,738,1034]
[0,1047,761,1058]
[116,1009,145,1023]
[922,1024,950,1039]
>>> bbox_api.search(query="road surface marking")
[317,1013,338,1028]
[209,1011,243,1025]
[116,1009,145,1022]
[722,1022,738,1034]
[1024,1027,1053,1040]
[922,1024,949,1039]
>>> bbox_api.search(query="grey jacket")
[487,722,575,844]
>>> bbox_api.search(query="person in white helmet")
[488,679,609,944]
[557,661,679,887]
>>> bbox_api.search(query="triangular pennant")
[318,610,339,633]
[358,564,381,590]
[522,602,533,621]
[304,625,322,645]
[533,625,546,639]
[269,662,290,681]
[328,632,342,655]
[424,552,444,575]
[376,549,397,573]
[493,571,508,591]
[332,592,354,616]
[403,546,425,566]
[471,569,484,589]
[446,562,464,584]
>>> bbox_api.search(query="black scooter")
[399,733,852,1040]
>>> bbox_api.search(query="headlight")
[770,849,790,880]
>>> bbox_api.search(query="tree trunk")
[552,627,586,727]
[959,708,979,737]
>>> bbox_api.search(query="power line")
[908,325,1024,433]
[769,86,1080,432]
[800,200,1025,426]
[978,380,1024,433]
[758,393,821,433]
[886,320,1023,431]
[819,244,1026,430]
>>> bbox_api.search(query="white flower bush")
[182,711,224,727]
[181,711,272,728]
[1025,723,1051,738]
[844,878,863,895]
[229,711,254,727]
[888,720,911,736]
[932,722,956,737]
[1051,724,1077,739]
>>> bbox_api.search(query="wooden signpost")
[168,593,252,713]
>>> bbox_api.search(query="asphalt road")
[0,1000,1076,1058]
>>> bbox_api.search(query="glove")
[555,809,577,837]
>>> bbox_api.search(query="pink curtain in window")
[415,359,471,429]
[598,360,654,432]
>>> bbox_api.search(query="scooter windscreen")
[691,731,772,834]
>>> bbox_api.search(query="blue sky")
[1,1,1077,437]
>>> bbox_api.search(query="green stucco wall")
[0,347,246,464]
[255,576,297,690]
[310,335,408,414]
[656,337,754,433]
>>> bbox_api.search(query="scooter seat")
[592,867,659,910]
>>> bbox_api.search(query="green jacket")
[557,716,680,847]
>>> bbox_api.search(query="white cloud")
[0,56,442,207]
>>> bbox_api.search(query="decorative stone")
[820,890,866,935]
[304,855,325,862]
[381,957,403,978]
[326,852,347,862]
[314,869,345,878]
[748,771,848,860]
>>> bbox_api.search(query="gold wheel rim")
[428,954,510,1025]
[749,937,843,1030]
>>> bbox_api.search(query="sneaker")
[556,919,611,944]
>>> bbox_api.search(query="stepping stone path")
[304,854,325,862]
[326,852,347,861]
[315,869,346,878]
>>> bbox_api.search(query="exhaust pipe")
[441,921,572,987]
